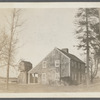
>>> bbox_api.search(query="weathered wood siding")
[34,48,70,84]
[19,62,26,71]
[30,48,85,85]
[70,60,85,84]
[18,71,28,84]
[18,61,32,84]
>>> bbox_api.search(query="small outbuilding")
[18,61,32,84]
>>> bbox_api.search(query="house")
[28,47,85,85]
[18,61,32,84]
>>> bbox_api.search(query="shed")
[18,61,32,84]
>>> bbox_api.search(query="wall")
[70,60,85,84]
[19,62,25,71]
[18,71,28,84]
[18,61,32,84]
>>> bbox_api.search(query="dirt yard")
[0,82,100,93]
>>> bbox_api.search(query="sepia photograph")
[0,2,100,98]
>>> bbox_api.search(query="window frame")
[55,60,60,67]
[55,72,60,80]
[42,73,46,82]
[42,61,47,68]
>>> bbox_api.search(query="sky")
[0,8,86,77]
[17,8,83,65]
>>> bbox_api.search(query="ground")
[0,80,100,93]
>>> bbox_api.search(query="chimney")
[62,48,69,53]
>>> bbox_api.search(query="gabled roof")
[29,65,41,74]
[56,48,85,64]
[29,47,85,74]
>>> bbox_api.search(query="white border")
[0,2,99,8]
[0,92,100,98]
[0,2,100,98]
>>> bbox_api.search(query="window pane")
[42,61,47,68]
[55,60,60,67]
[42,73,46,84]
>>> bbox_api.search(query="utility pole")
[86,8,90,86]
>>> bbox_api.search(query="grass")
[0,81,100,93]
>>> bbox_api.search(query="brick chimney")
[62,48,69,53]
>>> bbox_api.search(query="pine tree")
[75,8,100,83]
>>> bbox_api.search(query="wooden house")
[28,48,85,85]
[18,61,32,84]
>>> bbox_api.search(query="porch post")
[28,73,30,84]
[34,73,35,83]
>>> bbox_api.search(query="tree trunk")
[86,8,90,86]
[6,10,15,89]
[90,58,99,83]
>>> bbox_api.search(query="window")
[42,73,46,83]
[35,74,38,77]
[42,73,46,79]
[72,72,74,80]
[32,74,34,77]
[55,60,60,67]
[78,63,80,69]
[74,62,77,69]
[42,61,47,68]
[71,61,74,67]
[55,72,60,80]
[75,73,77,80]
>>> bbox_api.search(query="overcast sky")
[18,8,83,66]
[0,8,86,77]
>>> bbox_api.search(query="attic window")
[55,60,60,67]
[42,61,47,68]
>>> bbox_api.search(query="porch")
[28,73,39,84]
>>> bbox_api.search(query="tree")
[90,8,100,82]
[75,8,100,84]
[5,9,24,89]
[0,28,9,67]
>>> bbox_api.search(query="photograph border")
[0,2,99,98]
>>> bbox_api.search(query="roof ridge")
[58,48,85,64]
